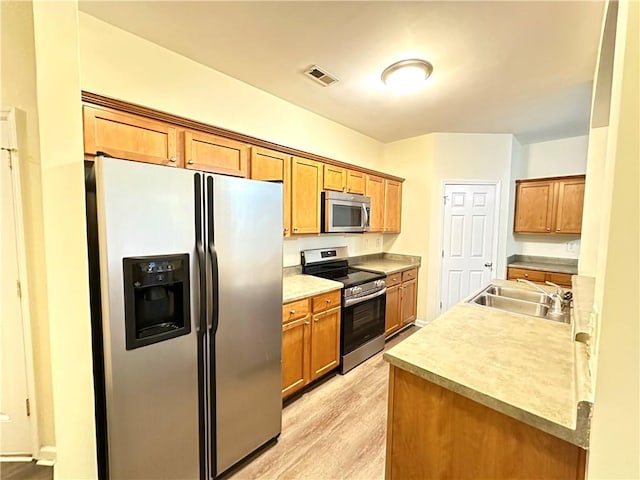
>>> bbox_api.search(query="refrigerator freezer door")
[95,157,201,479]
[208,175,283,475]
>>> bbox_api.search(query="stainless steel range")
[301,247,386,374]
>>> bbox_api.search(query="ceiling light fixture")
[381,59,433,94]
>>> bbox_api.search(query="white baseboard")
[413,318,429,327]
[38,446,56,464]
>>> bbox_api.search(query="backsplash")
[282,233,384,267]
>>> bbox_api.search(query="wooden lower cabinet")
[400,279,417,325]
[282,290,341,398]
[386,366,587,480]
[310,307,341,380]
[385,268,418,338]
[507,267,573,288]
[385,285,401,336]
[281,317,310,398]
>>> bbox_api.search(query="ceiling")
[78,1,605,144]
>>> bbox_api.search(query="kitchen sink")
[468,284,569,323]
[483,285,551,305]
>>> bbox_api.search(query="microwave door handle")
[362,204,370,230]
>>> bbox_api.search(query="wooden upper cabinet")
[250,147,291,236]
[514,180,555,233]
[291,157,323,234]
[323,164,347,192]
[346,170,366,194]
[555,178,585,234]
[366,175,385,232]
[514,175,585,234]
[184,131,248,177]
[83,105,178,166]
[384,179,402,233]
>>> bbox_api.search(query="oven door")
[341,289,386,355]
[324,198,370,233]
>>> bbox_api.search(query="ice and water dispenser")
[123,254,191,350]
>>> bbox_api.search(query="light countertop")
[352,258,420,275]
[507,255,578,275]
[283,275,342,304]
[383,279,593,448]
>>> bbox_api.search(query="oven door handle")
[344,287,386,307]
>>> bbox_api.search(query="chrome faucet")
[516,279,564,315]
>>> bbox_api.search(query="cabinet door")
[400,279,417,325]
[506,267,546,284]
[184,131,248,177]
[251,147,291,236]
[346,170,366,194]
[310,307,340,380]
[547,272,573,288]
[83,105,178,166]
[282,317,310,398]
[366,175,385,232]
[323,164,346,192]
[554,178,585,234]
[514,180,555,233]
[384,180,402,233]
[385,285,401,337]
[291,157,323,234]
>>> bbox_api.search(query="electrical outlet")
[376,237,382,248]
[567,241,576,252]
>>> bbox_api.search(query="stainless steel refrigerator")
[85,156,283,479]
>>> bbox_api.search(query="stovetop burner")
[300,246,385,290]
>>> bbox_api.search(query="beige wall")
[77,13,384,172]
[31,1,97,477]
[579,126,608,275]
[0,0,55,451]
[587,1,639,477]
[383,133,513,322]
[382,134,435,321]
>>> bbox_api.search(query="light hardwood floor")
[228,326,419,480]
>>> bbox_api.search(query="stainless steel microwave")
[321,191,371,233]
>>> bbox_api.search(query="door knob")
[484,262,493,268]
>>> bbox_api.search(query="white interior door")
[440,183,498,312]
[0,147,32,455]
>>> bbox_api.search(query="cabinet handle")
[546,227,550,231]
[188,159,194,165]
[556,228,560,232]
[326,299,331,303]
[169,156,176,163]
[524,274,529,278]
[293,227,298,232]
[305,321,310,325]
[314,318,319,322]
[290,309,296,314]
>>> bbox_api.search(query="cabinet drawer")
[547,272,573,288]
[283,298,310,323]
[402,268,417,282]
[507,268,546,283]
[387,273,402,287]
[312,290,341,313]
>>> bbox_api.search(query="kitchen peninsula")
[384,278,594,480]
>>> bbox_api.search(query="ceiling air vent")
[304,65,339,87]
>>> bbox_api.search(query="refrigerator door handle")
[196,240,206,333]
[208,241,219,334]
